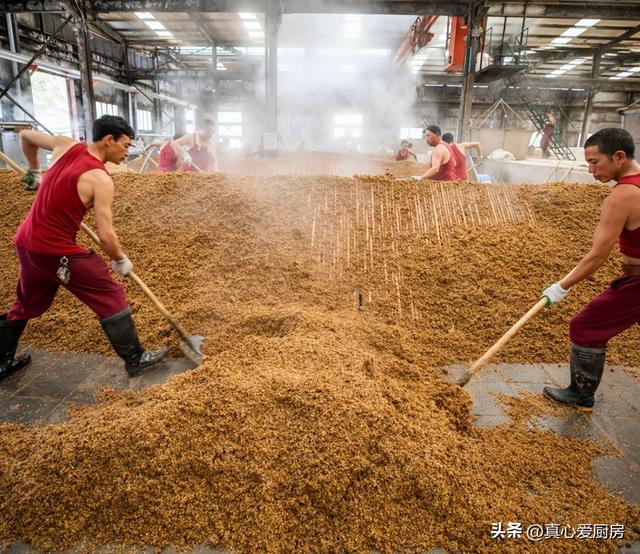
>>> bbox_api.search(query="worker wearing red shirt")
[441,132,482,181]
[0,115,167,380]
[414,125,457,181]
[157,119,218,172]
[395,140,417,161]
[542,128,640,411]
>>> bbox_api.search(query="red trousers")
[7,245,128,321]
[570,275,640,348]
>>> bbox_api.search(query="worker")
[395,140,417,161]
[157,119,218,172]
[441,132,482,181]
[412,125,457,181]
[540,110,555,159]
[542,128,640,411]
[0,115,167,381]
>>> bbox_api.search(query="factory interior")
[0,1,639,552]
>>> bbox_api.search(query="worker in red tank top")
[413,125,457,181]
[441,132,482,181]
[1,115,167,381]
[541,127,640,411]
[157,118,218,172]
[395,140,417,162]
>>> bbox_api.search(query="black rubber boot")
[100,308,167,377]
[543,344,606,412]
[0,314,31,381]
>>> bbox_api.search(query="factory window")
[400,127,423,139]
[185,109,196,133]
[334,113,362,140]
[218,112,243,148]
[96,102,119,117]
[30,71,71,135]
[137,110,153,131]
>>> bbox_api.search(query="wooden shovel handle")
[79,223,191,342]
[467,297,548,376]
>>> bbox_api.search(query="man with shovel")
[0,115,167,381]
[542,127,640,411]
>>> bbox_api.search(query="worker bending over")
[441,132,482,181]
[0,115,167,381]
[395,140,417,161]
[542,128,640,411]
[157,119,218,172]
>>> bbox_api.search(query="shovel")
[1,148,205,364]
[79,224,205,364]
[457,297,547,386]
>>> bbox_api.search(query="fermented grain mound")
[218,152,427,179]
[0,169,638,552]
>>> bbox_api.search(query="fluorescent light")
[239,12,257,19]
[155,30,173,37]
[629,66,640,73]
[217,63,226,70]
[618,71,633,77]
[135,12,154,20]
[560,63,574,71]
[145,20,165,30]
[569,58,587,65]
[609,76,623,80]
[551,37,572,45]
[576,18,600,27]
[561,27,587,38]
[243,21,262,30]
[551,69,565,75]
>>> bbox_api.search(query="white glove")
[411,175,422,181]
[542,282,569,305]
[181,153,193,168]
[111,256,133,276]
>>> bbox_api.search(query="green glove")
[21,169,42,191]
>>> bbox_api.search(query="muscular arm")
[419,145,446,179]
[20,130,76,168]
[558,190,629,289]
[460,141,482,158]
[81,170,126,261]
[408,149,418,161]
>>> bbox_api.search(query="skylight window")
[155,30,173,37]
[550,37,572,45]
[135,12,154,20]
[576,19,600,27]
[145,20,165,30]
[561,27,587,38]
[239,13,257,20]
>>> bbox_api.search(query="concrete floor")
[1,348,638,553]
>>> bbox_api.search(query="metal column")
[73,13,97,135]
[456,1,486,141]
[264,0,281,157]
[579,50,601,145]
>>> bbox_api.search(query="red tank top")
[432,142,457,181]
[14,143,106,255]
[451,144,468,180]
[617,173,640,257]
[157,134,212,172]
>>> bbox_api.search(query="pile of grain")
[0,169,638,553]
